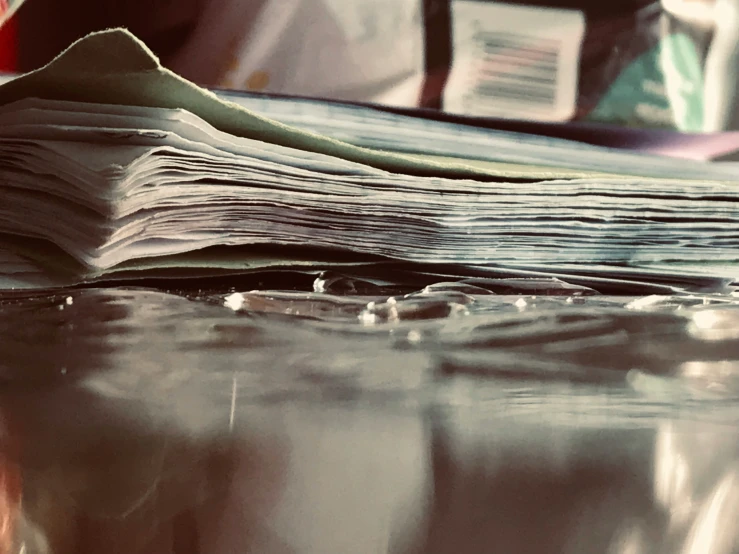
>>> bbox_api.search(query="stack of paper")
[0,29,737,289]
[217,91,739,167]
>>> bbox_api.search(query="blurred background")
[2,0,738,132]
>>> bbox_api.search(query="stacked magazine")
[0,29,737,289]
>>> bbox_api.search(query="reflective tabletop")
[1,272,738,553]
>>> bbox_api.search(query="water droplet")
[313,271,381,295]
[514,298,527,309]
[407,330,422,344]
[626,295,666,310]
[359,296,469,324]
[406,286,476,306]
[420,282,495,295]
[313,278,326,294]
[359,311,378,326]
[462,277,598,296]
[65,296,73,305]
[224,292,245,311]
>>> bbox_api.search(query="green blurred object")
[588,32,704,132]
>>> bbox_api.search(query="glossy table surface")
[1,271,738,554]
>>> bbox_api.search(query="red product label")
[0,10,17,72]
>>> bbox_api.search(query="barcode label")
[444,1,585,122]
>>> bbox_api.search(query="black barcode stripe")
[478,70,557,86]
[478,65,558,81]
[478,49,558,64]
[471,30,560,109]
[478,55,557,69]
[480,30,560,49]
[473,84,556,103]
[480,41,559,63]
